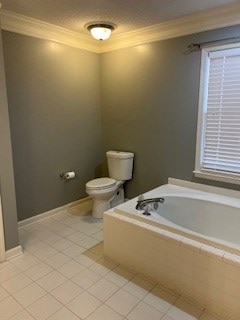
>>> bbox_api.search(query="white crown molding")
[1,4,240,54]
[0,10,100,53]
[102,3,240,52]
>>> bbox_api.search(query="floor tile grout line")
[1,270,36,296]
[3,212,225,320]
[8,269,202,320]
[4,289,49,320]
[59,289,104,320]
[20,215,103,253]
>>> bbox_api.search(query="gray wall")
[0,29,19,250]
[100,25,240,198]
[3,31,102,221]
[2,24,240,234]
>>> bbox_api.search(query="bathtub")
[114,182,240,255]
[104,179,240,320]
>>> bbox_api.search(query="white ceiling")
[0,0,239,37]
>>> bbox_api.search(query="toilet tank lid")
[106,151,134,159]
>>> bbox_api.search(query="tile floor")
[0,209,223,320]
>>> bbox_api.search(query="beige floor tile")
[124,274,155,299]
[2,273,32,294]
[0,296,23,320]
[166,298,203,320]
[66,231,88,244]
[67,291,102,319]
[13,282,46,307]
[143,286,178,313]
[127,301,164,320]
[9,309,35,320]
[71,268,101,289]
[56,226,76,237]
[24,262,53,281]
[41,234,62,246]
[0,264,21,282]
[0,285,9,301]
[58,259,85,278]
[44,221,65,233]
[88,278,119,301]
[105,265,135,287]
[11,253,40,271]
[50,280,83,304]
[91,230,104,241]
[46,252,71,268]
[49,238,73,251]
[105,288,139,316]
[33,245,58,261]
[26,294,62,320]
[0,261,12,271]
[51,212,67,221]
[1,213,226,320]
[35,230,57,242]
[24,240,48,254]
[62,244,86,258]
[161,316,175,320]
[80,225,102,236]
[59,217,77,228]
[90,257,118,276]
[47,307,80,320]
[89,242,104,256]
[36,270,67,292]
[74,252,100,267]
[78,237,100,249]
[71,222,98,234]
[86,304,123,320]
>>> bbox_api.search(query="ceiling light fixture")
[87,23,115,41]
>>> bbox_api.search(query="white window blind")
[201,47,240,176]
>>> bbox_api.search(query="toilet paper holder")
[60,171,76,179]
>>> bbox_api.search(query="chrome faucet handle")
[135,197,165,210]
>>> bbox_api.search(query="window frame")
[194,42,240,185]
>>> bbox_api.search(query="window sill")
[193,170,240,185]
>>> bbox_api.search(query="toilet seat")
[86,178,117,190]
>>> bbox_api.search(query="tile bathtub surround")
[0,210,224,320]
[104,211,240,320]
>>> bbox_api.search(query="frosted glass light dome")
[87,23,115,41]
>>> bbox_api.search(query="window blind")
[202,47,240,175]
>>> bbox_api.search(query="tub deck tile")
[223,253,240,267]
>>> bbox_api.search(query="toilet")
[86,151,134,218]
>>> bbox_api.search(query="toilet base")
[92,200,111,219]
[92,187,125,219]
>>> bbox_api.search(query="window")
[194,43,240,184]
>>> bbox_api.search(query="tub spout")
[136,197,165,210]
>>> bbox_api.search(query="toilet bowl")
[86,150,134,219]
[86,178,123,219]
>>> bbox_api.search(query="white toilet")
[86,151,134,218]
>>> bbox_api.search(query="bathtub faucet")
[136,197,165,211]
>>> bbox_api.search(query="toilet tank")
[106,151,134,181]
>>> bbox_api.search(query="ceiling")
[0,0,239,37]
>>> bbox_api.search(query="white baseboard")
[6,245,23,260]
[18,197,91,228]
